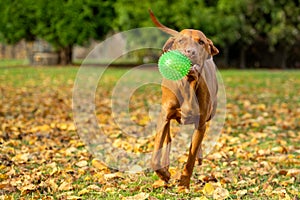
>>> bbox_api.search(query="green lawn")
[0,66,299,199]
[0,59,29,67]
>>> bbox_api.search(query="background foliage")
[0,0,299,67]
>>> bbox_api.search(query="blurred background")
[0,0,299,68]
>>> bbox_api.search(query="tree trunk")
[11,45,16,59]
[58,45,73,65]
[25,41,34,64]
[0,44,5,58]
[280,46,287,69]
[239,46,246,69]
[223,47,229,67]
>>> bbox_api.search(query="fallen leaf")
[203,182,214,196]
[46,178,58,192]
[75,160,88,167]
[78,188,89,195]
[122,192,149,200]
[279,169,288,176]
[148,196,159,200]
[11,153,30,164]
[192,197,209,200]
[104,172,123,180]
[177,186,190,193]
[20,184,37,195]
[249,186,259,193]
[152,179,166,188]
[280,177,295,186]
[58,181,73,191]
[271,146,287,154]
[128,165,143,173]
[30,124,51,132]
[66,196,81,200]
[92,159,108,170]
[87,184,101,191]
[264,185,273,196]
[286,168,300,176]
[213,187,229,200]
[236,189,247,198]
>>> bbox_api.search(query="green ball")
[158,50,192,80]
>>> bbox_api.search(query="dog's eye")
[198,40,204,45]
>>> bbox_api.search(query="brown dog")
[150,10,219,189]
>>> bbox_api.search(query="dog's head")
[149,10,218,66]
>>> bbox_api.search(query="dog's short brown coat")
[150,10,219,189]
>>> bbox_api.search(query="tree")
[34,0,115,65]
[0,0,115,65]
[264,0,300,68]
[220,0,300,68]
[0,0,37,60]
[113,0,215,62]
[113,0,178,62]
[0,0,36,43]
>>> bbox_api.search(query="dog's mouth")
[188,64,202,77]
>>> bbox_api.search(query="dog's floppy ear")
[206,38,219,56]
[163,37,175,52]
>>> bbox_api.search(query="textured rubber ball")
[158,50,192,80]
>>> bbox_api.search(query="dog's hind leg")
[179,123,206,189]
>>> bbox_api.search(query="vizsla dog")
[150,10,219,189]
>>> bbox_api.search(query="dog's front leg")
[196,145,203,166]
[151,110,172,183]
[179,123,206,188]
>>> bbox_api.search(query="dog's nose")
[185,48,196,56]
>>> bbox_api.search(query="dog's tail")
[149,9,178,36]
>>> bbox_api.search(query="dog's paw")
[196,157,203,166]
[178,175,191,189]
[155,169,171,183]
[177,185,190,193]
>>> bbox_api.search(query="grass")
[0,59,29,67]
[0,66,299,199]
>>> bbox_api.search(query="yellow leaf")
[286,169,300,176]
[78,188,90,195]
[0,174,8,180]
[257,103,266,111]
[87,184,101,191]
[128,165,143,173]
[20,184,37,195]
[66,196,81,200]
[138,116,150,126]
[122,192,150,200]
[192,197,208,200]
[58,123,68,130]
[30,124,51,132]
[47,178,58,192]
[203,183,214,196]
[12,153,30,164]
[91,159,108,170]
[177,186,190,193]
[84,176,91,181]
[236,189,247,198]
[75,160,88,168]
[0,165,6,170]
[152,179,166,188]
[251,122,260,128]
[58,181,73,191]
[213,187,230,200]
[104,172,123,180]
[169,167,178,177]
[67,123,76,131]
[249,186,260,193]
[178,155,188,163]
